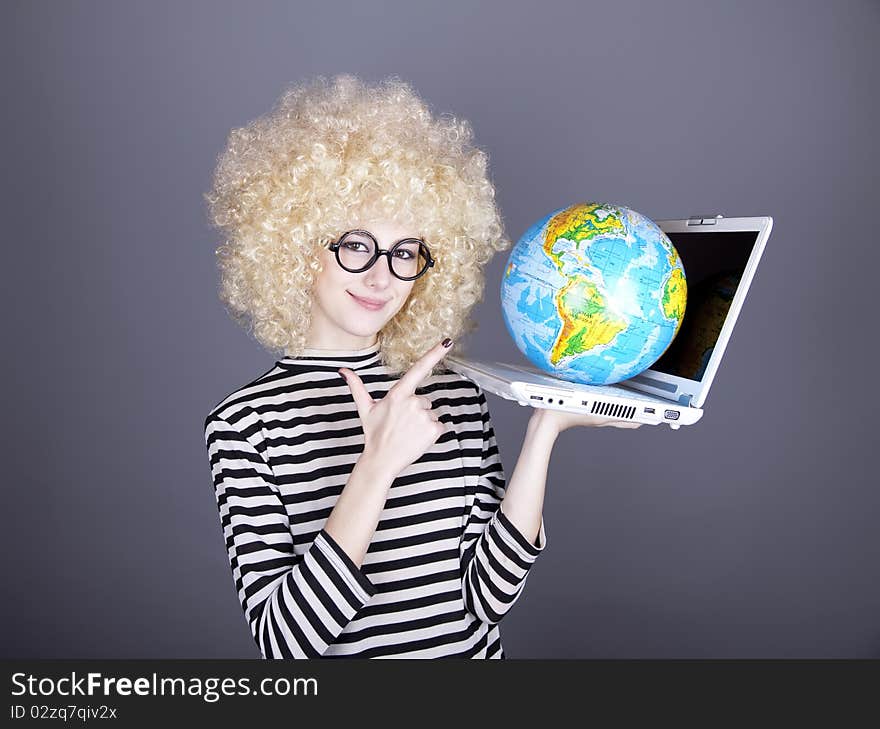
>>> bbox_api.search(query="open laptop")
[446,214,774,429]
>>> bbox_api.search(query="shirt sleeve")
[459,384,548,625]
[204,413,378,658]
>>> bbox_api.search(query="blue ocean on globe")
[500,202,687,385]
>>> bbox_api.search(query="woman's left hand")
[529,406,642,437]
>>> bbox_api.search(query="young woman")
[203,75,639,659]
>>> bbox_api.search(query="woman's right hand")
[339,338,454,481]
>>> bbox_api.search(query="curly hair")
[204,73,511,375]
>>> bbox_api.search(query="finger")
[393,339,452,397]
[415,396,433,410]
[338,368,374,420]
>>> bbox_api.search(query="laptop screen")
[650,230,759,382]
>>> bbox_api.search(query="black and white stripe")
[204,343,547,658]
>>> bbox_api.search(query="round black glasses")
[328,229,435,281]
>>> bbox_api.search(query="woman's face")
[306,219,419,349]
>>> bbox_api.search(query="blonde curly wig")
[204,73,511,375]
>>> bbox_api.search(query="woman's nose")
[362,256,392,288]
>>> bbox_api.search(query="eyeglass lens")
[337,232,429,279]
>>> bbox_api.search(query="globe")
[500,202,687,385]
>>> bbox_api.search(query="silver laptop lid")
[623,215,774,408]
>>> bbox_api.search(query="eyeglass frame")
[327,229,436,281]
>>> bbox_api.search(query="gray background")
[3,0,878,658]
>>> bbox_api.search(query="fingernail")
[338,369,346,378]
[442,337,452,348]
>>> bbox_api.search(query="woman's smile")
[348,290,390,310]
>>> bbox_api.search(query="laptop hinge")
[677,392,693,406]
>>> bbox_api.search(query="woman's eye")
[393,249,415,259]
[342,241,369,252]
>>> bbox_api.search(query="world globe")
[500,202,687,385]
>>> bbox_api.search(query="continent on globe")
[501,201,688,385]
[550,275,627,365]
[662,263,687,326]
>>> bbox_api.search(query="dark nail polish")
[442,338,452,348]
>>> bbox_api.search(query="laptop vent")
[590,401,636,419]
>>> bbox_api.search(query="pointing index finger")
[393,339,452,396]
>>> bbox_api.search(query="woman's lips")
[348,291,388,311]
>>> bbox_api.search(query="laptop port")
[664,410,680,420]
[644,407,655,414]
[529,395,543,401]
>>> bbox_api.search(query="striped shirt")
[203,342,547,658]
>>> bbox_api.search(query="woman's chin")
[346,311,395,332]
[343,321,386,339]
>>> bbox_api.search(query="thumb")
[338,368,374,420]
